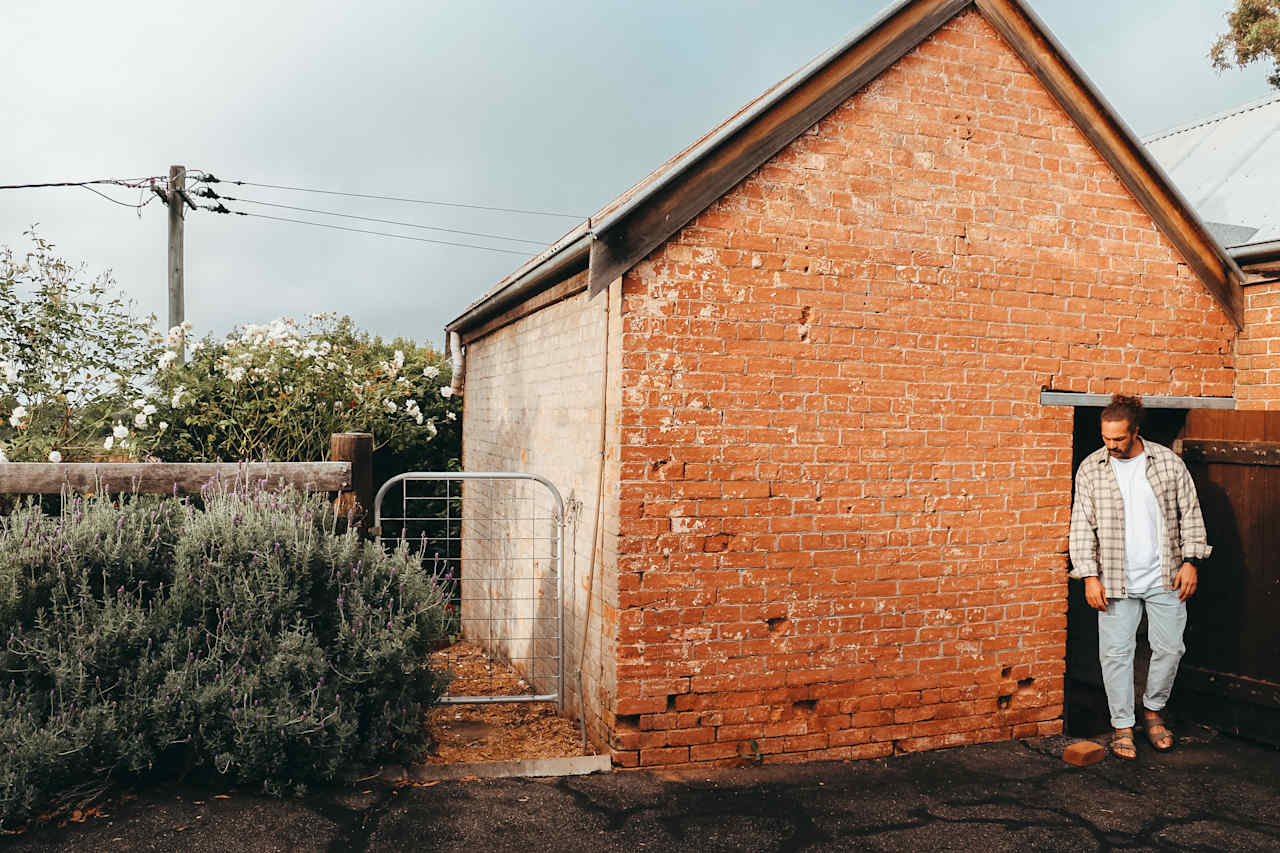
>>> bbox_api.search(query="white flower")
[8,405,27,428]
[227,366,246,383]
[112,423,129,440]
[103,435,114,451]
[133,399,147,410]
[157,350,177,370]
[447,411,456,421]
[180,320,192,332]
[414,413,424,425]
[393,350,405,370]
[142,404,157,416]
[1,361,18,384]
[171,386,187,407]
[134,412,148,428]
[426,420,438,438]
[158,421,169,432]
[439,386,453,398]
[384,399,398,413]
[47,450,62,463]
[422,365,440,379]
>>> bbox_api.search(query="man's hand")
[1084,576,1108,611]
[1174,562,1198,601]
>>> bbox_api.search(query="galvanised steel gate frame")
[372,472,565,710]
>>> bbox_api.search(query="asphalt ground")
[4,727,1278,852]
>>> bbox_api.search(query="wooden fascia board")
[974,0,1243,329]
[586,0,973,295]
[459,270,589,345]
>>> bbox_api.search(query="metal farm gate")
[372,472,565,709]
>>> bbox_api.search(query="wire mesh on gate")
[372,473,565,709]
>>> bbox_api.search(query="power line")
[79,184,158,210]
[220,209,533,256]
[1,170,562,255]
[0,176,164,191]
[203,177,585,220]
[207,192,550,246]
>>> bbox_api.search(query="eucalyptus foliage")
[0,488,451,829]
[1212,0,1280,88]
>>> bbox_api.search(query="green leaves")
[0,487,452,828]
[0,231,163,463]
[141,315,461,477]
[1212,0,1280,88]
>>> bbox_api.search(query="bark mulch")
[424,641,586,764]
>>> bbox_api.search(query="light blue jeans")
[1098,588,1187,729]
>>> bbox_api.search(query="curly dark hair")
[1100,394,1144,432]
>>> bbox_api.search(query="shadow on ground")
[4,728,1278,852]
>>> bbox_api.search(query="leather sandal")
[1143,711,1174,751]
[1110,727,1137,761]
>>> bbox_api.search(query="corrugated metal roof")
[1144,93,1280,246]
[450,0,1246,335]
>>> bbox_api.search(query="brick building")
[445,0,1273,768]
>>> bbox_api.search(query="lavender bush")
[0,487,450,828]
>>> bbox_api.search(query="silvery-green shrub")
[0,486,449,828]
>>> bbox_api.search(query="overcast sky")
[2,0,1273,350]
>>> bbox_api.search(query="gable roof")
[1144,93,1280,248]
[448,0,1245,337]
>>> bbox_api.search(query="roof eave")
[1231,239,1280,267]
[449,0,1246,337]
[445,228,591,336]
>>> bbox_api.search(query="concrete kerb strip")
[381,754,612,783]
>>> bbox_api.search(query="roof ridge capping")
[1144,91,1280,144]
[448,0,1244,337]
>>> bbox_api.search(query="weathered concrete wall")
[611,9,1237,768]
[461,283,622,749]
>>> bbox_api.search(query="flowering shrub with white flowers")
[138,314,460,476]
[0,232,163,463]
[0,233,460,480]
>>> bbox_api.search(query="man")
[1068,395,1210,760]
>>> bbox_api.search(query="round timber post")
[329,432,373,538]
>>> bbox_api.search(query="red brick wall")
[1237,282,1280,410]
[610,9,1237,768]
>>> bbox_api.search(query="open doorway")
[1063,405,1187,736]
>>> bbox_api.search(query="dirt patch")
[425,641,586,764]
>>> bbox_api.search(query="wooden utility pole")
[167,164,185,349]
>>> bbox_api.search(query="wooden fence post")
[329,432,373,538]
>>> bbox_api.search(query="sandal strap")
[1110,732,1137,759]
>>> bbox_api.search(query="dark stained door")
[1174,409,1280,743]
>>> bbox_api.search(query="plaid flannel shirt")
[1068,439,1211,598]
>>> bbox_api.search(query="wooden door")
[1174,409,1280,744]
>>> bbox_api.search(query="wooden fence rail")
[0,461,351,495]
[0,434,374,528]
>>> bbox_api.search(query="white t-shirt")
[1108,451,1163,594]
